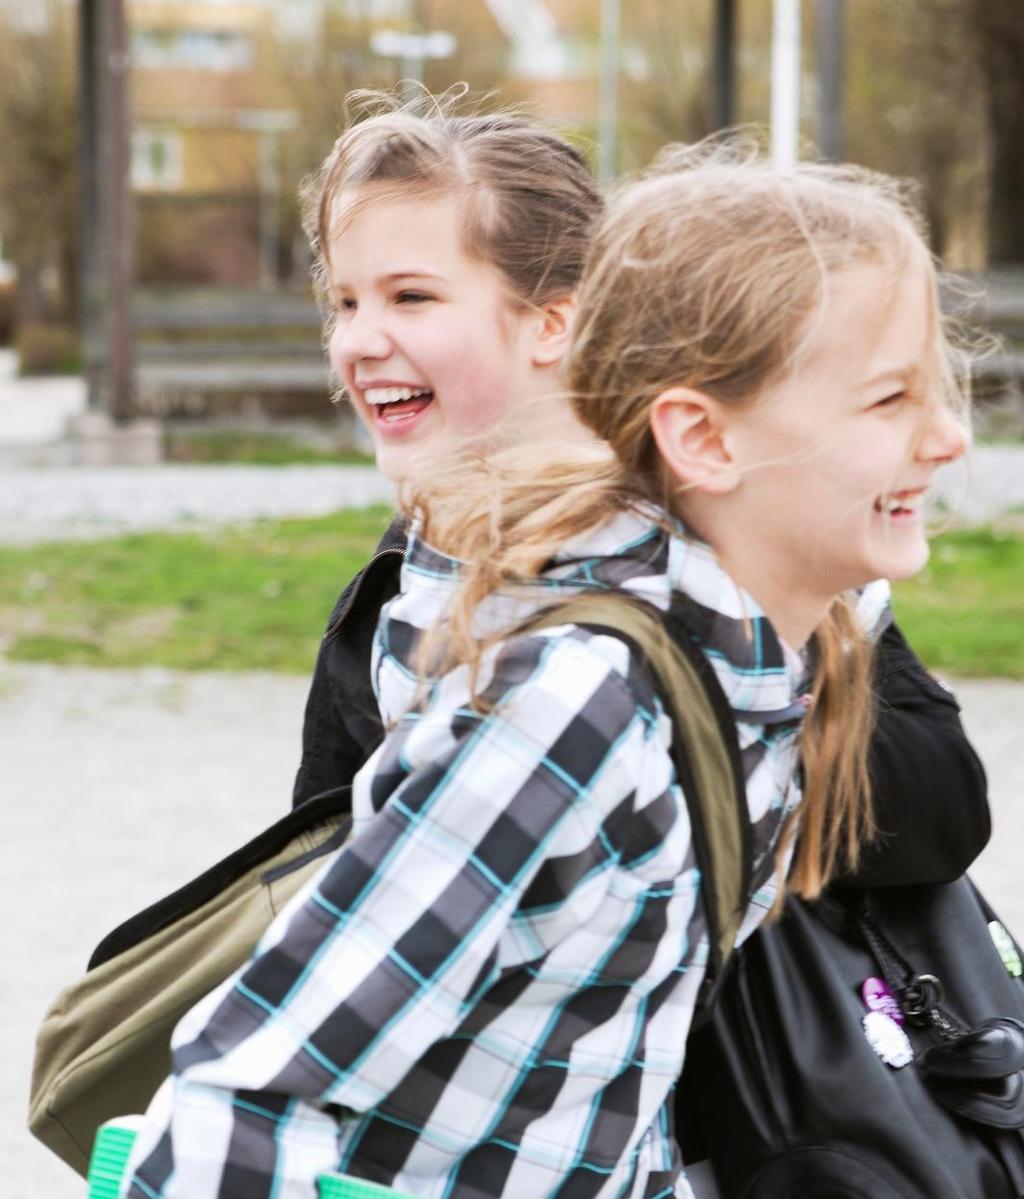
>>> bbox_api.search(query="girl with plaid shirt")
[122,139,969,1198]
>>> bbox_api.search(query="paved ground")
[0,463,396,543]
[3,664,309,1198]
[0,361,85,446]
[3,662,1022,1197]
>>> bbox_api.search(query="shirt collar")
[398,508,889,724]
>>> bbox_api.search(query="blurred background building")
[0,0,1020,438]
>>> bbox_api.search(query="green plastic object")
[86,1117,416,1198]
[317,1173,417,1199]
[86,1112,417,1199]
[86,1117,143,1198]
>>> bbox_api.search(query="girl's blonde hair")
[305,90,602,321]
[413,136,971,902]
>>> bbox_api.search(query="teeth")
[363,386,431,406]
[879,493,923,514]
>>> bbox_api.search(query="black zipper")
[854,900,964,1040]
[323,545,405,640]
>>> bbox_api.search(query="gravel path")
[4,663,309,1198]
[2,452,1020,547]
[0,356,1023,543]
[3,661,1022,1197]
[0,464,395,544]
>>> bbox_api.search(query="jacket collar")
[396,507,889,725]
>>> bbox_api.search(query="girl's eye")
[396,291,432,305]
[336,297,357,314]
[873,391,905,409]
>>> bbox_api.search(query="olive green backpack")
[30,593,750,1176]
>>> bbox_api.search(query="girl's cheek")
[326,326,344,373]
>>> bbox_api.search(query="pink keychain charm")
[861,976,906,1027]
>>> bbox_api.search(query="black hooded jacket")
[291,518,407,809]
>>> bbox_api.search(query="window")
[341,0,407,17]
[133,28,254,72]
[131,129,184,191]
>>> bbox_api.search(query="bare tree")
[0,1,78,324]
[965,0,1024,264]
[843,0,1024,267]
[270,0,510,289]
[618,0,716,171]
[833,0,987,265]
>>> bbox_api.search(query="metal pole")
[816,0,844,160]
[107,0,134,422]
[258,129,279,290]
[711,0,736,130]
[86,0,134,422]
[79,0,102,411]
[770,0,801,168]
[597,0,620,186]
[400,50,424,107]
[401,0,423,108]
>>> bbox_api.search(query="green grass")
[892,527,1024,678]
[0,508,393,674]
[0,517,1020,677]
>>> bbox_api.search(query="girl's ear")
[530,295,577,368]
[649,386,740,494]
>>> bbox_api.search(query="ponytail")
[780,599,877,902]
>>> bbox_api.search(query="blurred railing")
[127,274,1024,435]
[130,287,343,426]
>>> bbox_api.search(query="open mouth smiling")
[361,385,435,426]
[872,489,926,518]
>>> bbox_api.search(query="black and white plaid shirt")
[124,510,889,1199]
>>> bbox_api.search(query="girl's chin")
[876,539,931,581]
[373,437,443,485]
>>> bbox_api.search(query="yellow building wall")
[132,1,264,36]
[130,0,287,196]
[181,127,257,194]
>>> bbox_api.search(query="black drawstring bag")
[854,898,1024,1133]
[679,877,1024,1198]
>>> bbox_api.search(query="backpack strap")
[524,593,751,1010]
[88,785,352,970]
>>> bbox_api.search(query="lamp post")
[770,0,801,169]
[597,0,620,187]
[711,0,737,130]
[817,0,844,161]
[237,110,299,291]
[79,0,135,421]
[369,29,456,108]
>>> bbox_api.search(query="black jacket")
[291,519,405,809]
[840,620,989,886]
[292,542,990,884]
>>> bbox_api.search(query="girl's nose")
[328,311,391,366]
[918,404,969,467]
